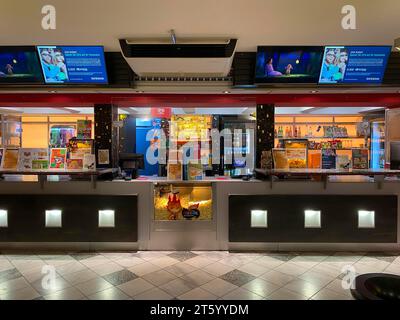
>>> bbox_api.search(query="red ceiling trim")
[0,93,399,108]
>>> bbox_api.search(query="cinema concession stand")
[0,92,399,252]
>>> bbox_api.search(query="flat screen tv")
[255,46,324,84]
[318,46,391,84]
[0,46,43,84]
[37,45,108,84]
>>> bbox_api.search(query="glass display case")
[0,115,22,148]
[49,124,76,148]
[154,183,212,221]
[275,115,370,168]
[370,121,385,169]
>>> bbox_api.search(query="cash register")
[118,153,144,180]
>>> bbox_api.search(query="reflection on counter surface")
[154,183,212,221]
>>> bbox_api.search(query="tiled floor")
[0,250,399,300]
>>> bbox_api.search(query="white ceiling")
[0,0,399,52]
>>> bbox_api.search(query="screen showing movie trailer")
[255,46,324,83]
[37,46,108,84]
[318,46,391,84]
[0,46,43,84]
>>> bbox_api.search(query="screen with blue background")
[37,46,108,84]
[319,46,391,84]
[255,46,324,83]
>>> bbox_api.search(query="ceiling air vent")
[119,36,237,78]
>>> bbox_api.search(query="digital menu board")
[319,46,391,84]
[37,46,108,84]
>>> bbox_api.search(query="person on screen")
[53,50,68,81]
[320,49,339,82]
[265,58,282,77]
[40,49,62,82]
[336,49,348,81]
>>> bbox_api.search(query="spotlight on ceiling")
[223,90,230,94]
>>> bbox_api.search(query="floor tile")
[132,251,168,261]
[12,260,46,274]
[62,269,98,285]
[160,278,195,297]
[89,261,124,276]
[0,277,30,293]
[360,254,397,264]
[0,285,41,300]
[117,278,155,297]
[352,261,388,274]
[180,270,215,287]
[219,269,256,287]
[167,251,198,262]
[196,251,230,261]
[79,256,111,268]
[44,287,85,300]
[201,278,238,297]
[55,261,87,276]
[290,254,329,263]
[325,278,355,297]
[148,256,179,268]
[384,263,400,276]
[88,287,131,300]
[267,253,298,262]
[298,270,335,287]
[254,256,285,269]
[259,270,295,287]
[310,263,344,278]
[237,262,269,277]
[222,287,264,300]
[127,262,162,276]
[142,270,177,286]
[203,262,235,277]
[75,277,113,296]
[0,268,22,284]
[184,256,214,268]
[134,287,173,300]
[0,251,396,300]
[103,269,138,286]
[241,278,280,298]
[0,260,15,273]
[266,288,307,300]
[219,256,255,269]
[164,262,197,277]
[99,252,135,260]
[283,279,323,298]
[273,262,309,277]
[311,287,352,300]
[178,287,218,300]
[114,257,146,268]
[31,275,71,295]
[70,253,99,261]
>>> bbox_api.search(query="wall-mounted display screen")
[318,46,391,84]
[255,46,324,83]
[0,46,43,84]
[37,46,108,84]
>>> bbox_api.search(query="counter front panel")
[229,194,397,243]
[0,194,138,242]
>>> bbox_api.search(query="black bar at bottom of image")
[0,300,398,319]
